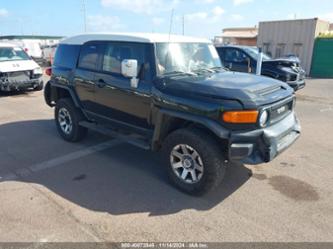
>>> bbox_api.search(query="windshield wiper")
[192,68,215,74]
[162,70,197,77]
[210,66,229,72]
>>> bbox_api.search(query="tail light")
[45,67,52,76]
[24,48,29,52]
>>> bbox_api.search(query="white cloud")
[0,8,8,17]
[87,15,124,32]
[185,12,208,21]
[101,0,178,15]
[233,0,253,6]
[195,0,216,4]
[212,6,225,16]
[185,6,225,23]
[230,14,244,21]
[320,12,333,22]
[152,17,165,26]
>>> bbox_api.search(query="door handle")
[96,79,106,88]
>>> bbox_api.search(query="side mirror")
[121,59,139,88]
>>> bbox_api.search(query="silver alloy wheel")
[58,107,73,135]
[170,144,204,184]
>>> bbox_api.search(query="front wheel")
[55,98,87,142]
[163,128,227,196]
[33,81,44,91]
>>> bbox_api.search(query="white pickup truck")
[0,43,43,92]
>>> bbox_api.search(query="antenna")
[81,0,87,32]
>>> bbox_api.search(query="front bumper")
[228,112,301,165]
[287,79,306,91]
[0,78,43,92]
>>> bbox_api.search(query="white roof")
[61,32,211,45]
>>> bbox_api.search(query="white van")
[0,43,43,92]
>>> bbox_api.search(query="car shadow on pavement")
[0,120,252,216]
[0,90,38,98]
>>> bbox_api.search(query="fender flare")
[151,109,230,150]
[47,82,81,108]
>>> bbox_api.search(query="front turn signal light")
[223,110,259,124]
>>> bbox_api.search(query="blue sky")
[0,0,332,39]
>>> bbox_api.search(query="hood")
[263,58,300,67]
[0,60,40,73]
[158,71,294,109]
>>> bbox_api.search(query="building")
[330,23,333,31]
[214,27,258,46]
[0,35,63,46]
[257,18,330,74]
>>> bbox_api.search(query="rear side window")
[78,43,104,70]
[53,44,80,68]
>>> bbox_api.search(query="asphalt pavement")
[0,77,332,242]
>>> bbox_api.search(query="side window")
[78,43,103,70]
[102,42,146,75]
[225,48,248,63]
[53,44,80,68]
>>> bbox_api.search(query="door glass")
[225,48,248,63]
[78,43,103,70]
[102,43,146,75]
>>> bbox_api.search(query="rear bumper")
[228,112,301,165]
[0,78,43,91]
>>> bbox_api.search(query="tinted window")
[224,48,248,63]
[78,43,104,70]
[102,42,146,74]
[53,44,80,68]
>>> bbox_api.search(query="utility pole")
[182,15,185,35]
[81,0,87,32]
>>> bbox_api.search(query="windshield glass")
[0,47,31,62]
[155,43,222,76]
[243,47,271,61]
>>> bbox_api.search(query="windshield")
[156,42,222,76]
[0,47,31,62]
[243,47,271,61]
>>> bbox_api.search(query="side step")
[79,121,151,150]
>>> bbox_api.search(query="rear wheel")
[163,128,227,195]
[55,98,87,142]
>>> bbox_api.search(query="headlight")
[33,67,43,75]
[259,110,268,127]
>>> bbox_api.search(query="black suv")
[216,45,306,91]
[44,33,301,195]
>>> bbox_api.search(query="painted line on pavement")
[0,139,122,182]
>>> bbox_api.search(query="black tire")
[55,98,87,142]
[162,128,227,196]
[34,81,44,91]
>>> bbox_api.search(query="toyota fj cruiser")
[44,33,301,195]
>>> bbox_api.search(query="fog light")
[259,110,268,127]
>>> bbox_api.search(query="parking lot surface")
[0,77,332,242]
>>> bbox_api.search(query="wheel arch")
[45,82,81,108]
[152,109,229,151]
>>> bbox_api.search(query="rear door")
[92,41,153,129]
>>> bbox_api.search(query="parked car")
[41,44,58,66]
[0,43,43,92]
[44,33,300,195]
[215,45,306,91]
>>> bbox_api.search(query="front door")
[74,42,104,115]
[92,42,153,129]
